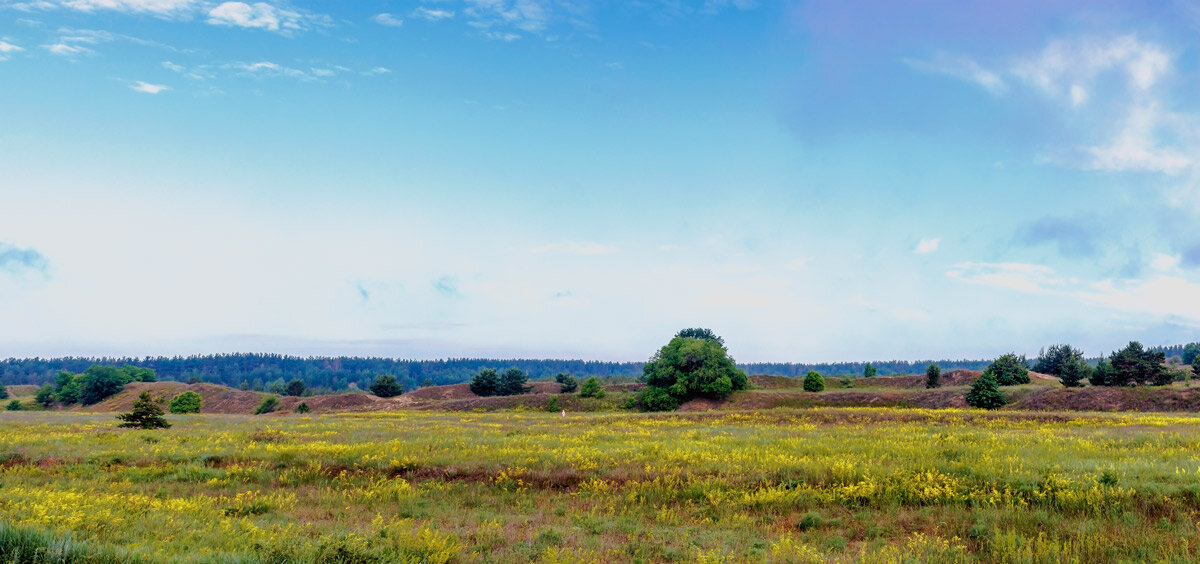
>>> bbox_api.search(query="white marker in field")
[561,409,566,418]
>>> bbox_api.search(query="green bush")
[168,391,203,414]
[254,395,280,415]
[5,399,21,411]
[34,384,56,408]
[545,395,561,412]
[499,368,530,396]
[294,402,311,414]
[966,372,1006,410]
[284,379,307,397]
[803,371,825,393]
[925,363,941,389]
[369,374,404,398]
[863,363,876,378]
[579,377,605,398]
[0,383,7,400]
[983,354,1030,386]
[639,386,681,411]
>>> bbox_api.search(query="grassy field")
[3,408,1200,563]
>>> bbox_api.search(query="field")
[4,408,1200,563]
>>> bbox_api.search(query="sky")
[2,0,1199,363]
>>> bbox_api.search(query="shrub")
[640,329,748,410]
[1090,359,1115,386]
[554,373,578,393]
[295,402,310,414]
[0,383,7,400]
[966,371,1006,410]
[579,377,605,398]
[925,363,941,389]
[1059,357,1090,388]
[254,395,280,415]
[5,399,20,411]
[863,363,876,378]
[168,391,203,414]
[369,374,404,398]
[1183,342,1200,365]
[34,384,56,408]
[116,391,171,429]
[545,395,561,412]
[470,369,500,397]
[983,354,1030,386]
[284,379,307,397]
[803,371,825,393]
[639,385,681,411]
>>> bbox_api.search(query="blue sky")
[2,0,1199,362]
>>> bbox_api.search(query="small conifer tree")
[966,372,1006,410]
[579,377,605,398]
[117,391,171,429]
[925,363,941,389]
[294,402,311,414]
[863,363,876,378]
[1059,357,1090,388]
[254,395,279,415]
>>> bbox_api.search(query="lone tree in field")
[803,371,825,392]
[117,391,171,429]
[369,374,404,398]
[499,368,531,396]
[925,363,941,389]
[1059,356,1091,388]
[168,391,203,414]
[639,328,748,411]
[1033,344,1086,376]
[965,371,1006,410]
[579,376,605,398]
[555,373,579,393]
[863,363,877,378]
[983,353,1031,386]
[470,369,500,396]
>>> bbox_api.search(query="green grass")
[3,408,1200,562]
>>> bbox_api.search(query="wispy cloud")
[412,6,454,21]
[43,42,93,56]
[0,40,24,61]
[904,53,1005,94]
[947,262,1065,295]
[206,1,326,34]
[913,237,940,254]
[531,241,618,255]
[130,80,168,93]
[12,0,197,18]
[372,12,403,27]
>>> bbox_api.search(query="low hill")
[82,382,415,415]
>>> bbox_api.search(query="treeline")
[0,345,1191,392]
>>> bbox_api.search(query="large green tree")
[498,368,531,396]
[1182,342,1200,366]
[965,372,1006,410]
[640,330,747,410]
[470,369,500,397]
[925,363,941,389]
[1059,356,1091,388]
[369,374,404,398]
[1103,341,1170,386]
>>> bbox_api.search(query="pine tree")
[863,363,876,378]
[1059,357,1090,388]
[579,377,605,398]
[965,372,1006,410]
[803,371,825,392]
[925,363,941,389]
[116,391,171,429]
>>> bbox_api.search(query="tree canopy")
[1091,342,1170,386]
[983,354,1030,386]
[168,391,203,414]
[1032,344,1086,376]
[369,374,404,398]
[640,330,748,410]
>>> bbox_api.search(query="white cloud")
[363,66,390,75]
[947,262,1064,294]
[16,0,196,17]
[43,42,93,56]
[207,2,313,33]
[373,12,403,27]
[1081,102,1191,174]
[130,80,168,93]
[0,40,23,60]
[914,237,940,254]
[411,7,454,21]
[161,60,184,72]
[1150,253,1181,271]
[904,54,1005,94]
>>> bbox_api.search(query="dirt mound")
[677,397,727,411]
[749,375,799,389]
[403,381,561,401]
[80,382,412,415]
[725,388,969,410]
[1011,386,1200,412]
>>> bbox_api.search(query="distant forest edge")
[1,344,1194,392]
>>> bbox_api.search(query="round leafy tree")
[965,371,1006,410]
[639,329,747,410]
[803,371,825,392]
[925,363,941,389]
[983,353,1030,386]
[168,391,203,414]
[117,391,171,429]
[369,374,404,398]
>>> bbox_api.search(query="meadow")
[3,408,1200,563]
